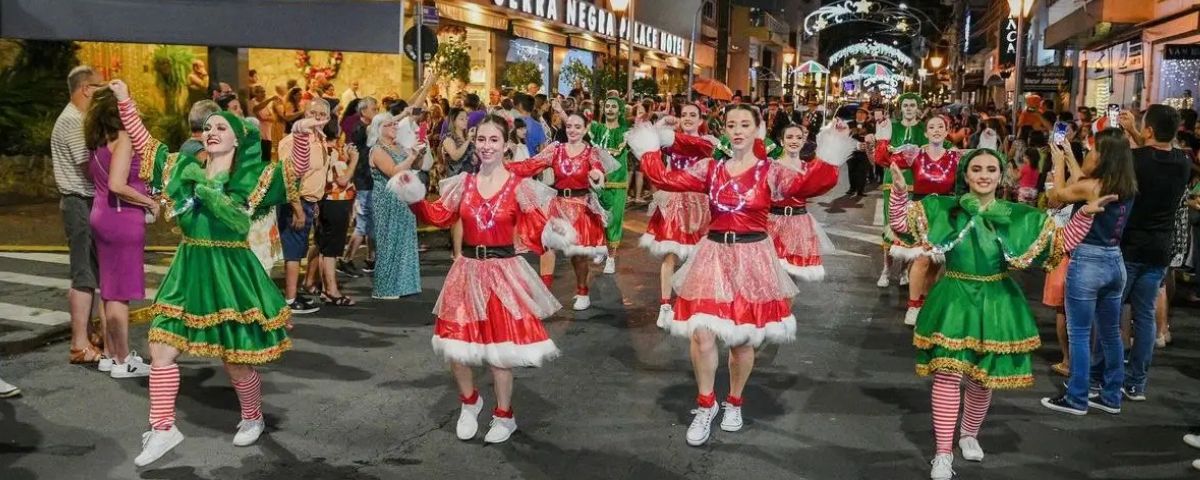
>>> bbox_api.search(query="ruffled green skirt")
[147,240,291,364]
[914,274,1040,389]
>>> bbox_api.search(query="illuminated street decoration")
[828,41,914,67]
[802,0,922,38]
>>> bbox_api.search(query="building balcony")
[1045,0,1155,48]
[746,8,790,46]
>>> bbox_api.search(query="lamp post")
[687,3,703,100]
[611,0,635,99]
[1008,0,1034,133]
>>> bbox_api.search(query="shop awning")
[1,0,404,53]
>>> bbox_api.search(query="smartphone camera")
[1052,121,1068,146]
[1107,104,1120,127]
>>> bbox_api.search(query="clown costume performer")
[390,114,560,444]
[590,96,631,274]
[113,80,311,467]
[888,150,1113,480]
[768,123,855,281]
[632,105,854,447]
[890,115,961,326]
[507,112,618,311]
[874,92,928,288]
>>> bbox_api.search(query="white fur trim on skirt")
[431,337,561,368]
[664,313,797,348]
[779,260,826,282]
[638,233,696,260]
[888,244,926,261]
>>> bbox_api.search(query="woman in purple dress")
[85,86,158,379]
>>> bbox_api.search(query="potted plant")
[503,61,543,91]
[433,34,472,95]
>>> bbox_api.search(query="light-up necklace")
[920,146,956,184]
[469,174,514,231]
[709,158,765,213]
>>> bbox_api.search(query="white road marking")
[0,252,170,275]
[0,271,158,297]
[0,302,70,326]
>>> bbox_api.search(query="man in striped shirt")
[51,65,107,365]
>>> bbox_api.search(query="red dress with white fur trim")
[640,140,817,347]
[407,173,562,368]
[507,142,609,258]
[641,132,715,260]
[767,157,840,282]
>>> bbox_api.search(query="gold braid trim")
[284,161,301,203]
[246,161,279,213]
[1006,216,1057,270]
[138,139,163,182]
[1045,228,1066,271]
[160,152,181,214]
[915,357,1034,390]
[181,236,251,249]
[913,332,1042,354]
[945,271,1008,282]
[149,302,291,330]
[149,328,292,365]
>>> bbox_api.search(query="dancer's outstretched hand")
[1082,194,1119,215]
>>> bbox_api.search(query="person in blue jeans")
[1040,128,1138,416]
[1102,105,1190,401]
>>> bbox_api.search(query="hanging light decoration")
[802,0,922,38]
[828,40,914,67]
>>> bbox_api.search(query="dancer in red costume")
[768,123,854,281]
[389,114,560,444]
[640,103,715,326]
[630,105,855,447]
[506,113,617,311]
[890,115,961,326]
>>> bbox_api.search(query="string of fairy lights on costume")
[829,41,914,67]
[803,0,922,38]
[469,176,517,231]
[708,159,767,213]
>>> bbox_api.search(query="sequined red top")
[409,174,551,252]
[505,142,603,191]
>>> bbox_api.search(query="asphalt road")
[2,177,1199,480]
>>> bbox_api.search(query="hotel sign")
[491,0,687,57]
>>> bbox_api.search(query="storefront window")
[506,39,551,95]
[1160,58,1199,111]
[558,49,593,95]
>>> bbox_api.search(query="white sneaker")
[134,426,184,467]
[899,271,910,286]
[656,304,673,328]
[720,402,743,432]
[904,307,920,327]
[573,295,591,311]
[603,257,616,274]
[1184,434,1200,449]
[98,355,114,372]
[0,377,20,398]
[483,416,517,444]
[232,417,265,446]
[1156,333,1167,348]
[110,356,151,379]
[930,453,954,480]
[876,270,891,288]
[1193,459,1200,472]
[456,396,485,440]
[959,436,984,462]
[685,404,719,446]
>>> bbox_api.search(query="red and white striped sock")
[148,364,181,431]
[232,369,263,421]
[959,379,992,439]
[930,371,962,454]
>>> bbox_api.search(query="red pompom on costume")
[506,142,612,258]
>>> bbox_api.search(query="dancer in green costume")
[590,96,630,274]
[876,92,928,288]
[113,80,312,466]
[888,149,1114,480]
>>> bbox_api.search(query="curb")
[0,324,71,356]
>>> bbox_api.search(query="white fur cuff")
[658,128,676,150]
[815,128,859,167]
[387,171,427,204]
[626,126,661,158]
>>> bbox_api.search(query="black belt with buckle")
[706,231,768,244]
[557,188,588,197]
[463,244,517,259]
[769,206,808,216]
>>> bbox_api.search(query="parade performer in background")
[640,103,715,326]
[874,93,928,288]
[768,123,850,281]
[888,149,1113,480]
[631,105,855,447]
[507,112,617,311]
[113,79,312,467]
[890,115,960,326]
[390,114,560,445]
[590,96,631,275]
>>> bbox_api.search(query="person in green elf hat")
[590,96,630,274]
[888,148,1115,480]
[112,79,312,467]
[876,92,928,289]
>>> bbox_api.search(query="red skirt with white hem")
[432,256,561,368]
[767,213,835,282]
[640,191,710,260]
[667,238,798,347]
[541,196,608,258]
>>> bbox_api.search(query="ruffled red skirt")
[542,195,608,258]
[640,191,710,260]
[432,256,561,368]
[767,213,834,282]
[667,238,798,347]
